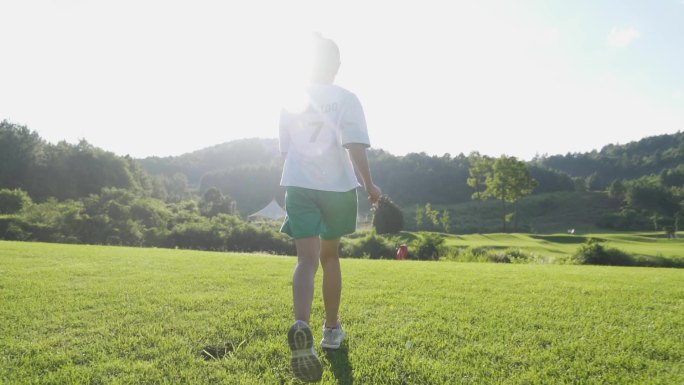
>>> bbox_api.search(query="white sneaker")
[320,320,346,349]
[287,320,323,382]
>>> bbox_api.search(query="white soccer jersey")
[279,84,370,191]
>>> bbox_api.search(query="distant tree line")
[0,121,164,202]
[134,129,683,217]
[138,145,578,210]
[366,150,571,207]
[599,167,684,234]
[2,119,683,244]
[138,138,281,185]
[0,186,294,254]
[0,121,292,253]
[536,131,684,190]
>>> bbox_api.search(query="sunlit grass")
[1,241,682,384]
[440,232,684,261]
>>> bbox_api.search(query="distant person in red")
[396,244,408,260]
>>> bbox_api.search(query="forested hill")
[536,131,684,189]
[2,120,681,241]
[138,138,280,185]
[0,121,154,202]
[137,130,684,206]
[2,118,681,211]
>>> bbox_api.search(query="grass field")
[1,241,683,384]
[438,232,684,260]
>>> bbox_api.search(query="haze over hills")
[134,131,683,230]
[139,138,281,185]
[1,118,682,234]
[137,131,684,189]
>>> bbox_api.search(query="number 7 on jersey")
[309,121,324,142]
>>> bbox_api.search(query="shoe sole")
[288,323,323,382]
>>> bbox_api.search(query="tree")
[626,178,679,215]
[29,139,141,201]
[527,164,574,193]
[585,172,603,191]
[199,165,281,216]
[608,179,627,203]
[424,203,440,231]
[467,152,493,200]
[0,120,44,190]
[414,204,424,229]
[573,177,587,192]
[161,173,193,202]
[440,209,451,233]
[481,155,538,232]
[200,187,236,218]
[660,165,684,188]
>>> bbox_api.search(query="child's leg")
[292,236,320,324]
[320,238,341,328]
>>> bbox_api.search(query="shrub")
[444,247,536,264]
[165,214,294,255]
[444,246,483,262]
[446,246,499,263]
[168,220,223,251]
[0,215,30,240]
[17,198,86,243]
[410,233,445,260]
[490,248,531,263]
[0,189,32,214]
[570,238,634,266]
[503,248,532,263]
[341,231,395,259]
[223,218,293,254]
[631,254,684,268]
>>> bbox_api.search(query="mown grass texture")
[0,241,682,384]
[441,232,684,260]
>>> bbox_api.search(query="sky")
[1,0,683,160]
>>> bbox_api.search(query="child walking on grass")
[278,33,381,382]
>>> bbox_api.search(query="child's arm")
[346,143,381,203]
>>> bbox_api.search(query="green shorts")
[281,187,358,240]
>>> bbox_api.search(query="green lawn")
[1,241,683,384]
[439,232,684,260]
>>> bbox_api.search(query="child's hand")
[366,183,382,204]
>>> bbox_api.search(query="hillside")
[536,131,684,189]
[133,131,683,233]
[138,138,280,185]
[2,120,681,236]
[403,192,621,234]
[138,131,684,197]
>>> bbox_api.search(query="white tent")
[248,199,286,221]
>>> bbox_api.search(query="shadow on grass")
[530,235,590,244]
[324,345,354,385]
[198,340,246,360]
[633,255,684,268]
